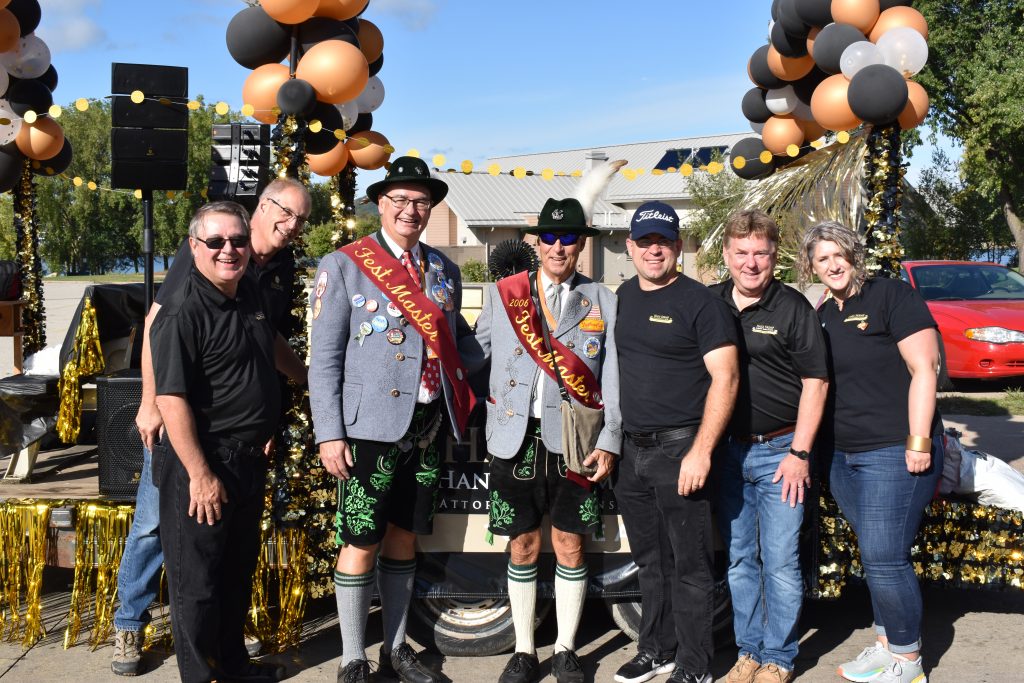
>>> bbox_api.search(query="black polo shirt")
[818,277,938,452]
[158,238,299,338]
[711,278,829,436]
[616,274,738,432]
[151,268,281,447]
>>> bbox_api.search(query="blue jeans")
[114,447,164,632]
[716,434,803,671]
[828,431,942,654]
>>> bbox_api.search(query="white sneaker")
[875,656,926,683]
[837,642,894,682]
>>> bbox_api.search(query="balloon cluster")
[226,0,391,177]
[733,0,930,180]
[0,0,72,192]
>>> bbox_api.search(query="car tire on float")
[604,575,733,648]
[407,596,552,656]
[937,337,955,391]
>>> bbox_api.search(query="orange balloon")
[897,81,930,130]
[869,6,928,42]
[800,118,827,144]
[766,46,815,82]
[357,19,384,64]
[810,74,863,131]
[346,130,391,170]
[0,9,18,53]
[0,1,10,8]
[296,40,368,104]
[762,116,805,156]
[313,0,368,21]
[242,63,290,124]
[262,0,318,25]
[806,26,821,60]
[307,140,350,176]
[16,117,64,161]
[831,0,881,34]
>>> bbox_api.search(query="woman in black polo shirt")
[797,222,942,683]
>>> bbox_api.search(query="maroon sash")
[496,271,604,410]
[341,237,476,434]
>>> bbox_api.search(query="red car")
[901,260,1024,385]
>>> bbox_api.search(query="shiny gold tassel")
[273,527,308,652]
[0,501,52,646]
[246,524,275,648]
[56,298,105,443]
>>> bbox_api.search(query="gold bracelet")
[906,435,932,453]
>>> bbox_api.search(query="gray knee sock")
[377,556,417,653]
[335,569,375,666]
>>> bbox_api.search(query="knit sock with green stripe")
[554,563,588,653]
[335,569,375,666]
[507,561,538,654]
[377,556,417,653]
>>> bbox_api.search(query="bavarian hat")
[366,156,449,207]
[524,198,600,237]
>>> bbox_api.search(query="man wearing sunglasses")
[148,201,285,682]
[112,180,310,677]
[469,197,621,683]
[309,157,476,683]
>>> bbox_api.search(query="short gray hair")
[796,221,867,296]
[260,177,310,203]
[188,201,251,238]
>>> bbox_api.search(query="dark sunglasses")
[194,235,250,250]
[538,232,582,246]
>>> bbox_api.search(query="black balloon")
[368,53,383,78]
[298,18,359,53]
[812,23,866,74]
[37,65,57,92]
[305,100,343,155]
[7,0,41,37]
[741,87,773,124]
[848,64,909,125]
[31,138,72,176]
[225,6,291,70]
[771,22,808,57]
[771,0,781,20]
[730,137,774,181]
[879,0,914,9]
[793,0,832,28]
[277,78,317,117]
[777,0,810,38]
[0,142,24,193]
[792,66,829,104]
[7,78,52,117]
[749,45,786,90]
[344,17,361,33]
[347,112,373,134]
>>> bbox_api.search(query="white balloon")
[0,35,52,80]
[750,120,765,135]
[765,85,798,115]
[0,99,22,146]
[840,41,885,80]
[335,99,358,130]
[876,27,929,77]
[0,70,8,100]
[355,76,385,114]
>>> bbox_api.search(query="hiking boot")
[551,649,585,683]
[875,656,926,683]
[111,629,142,676]
[753,663,793,683]
[614,651,676,683]
[838,642,894,682]
[498,651,540,683]
[338,658,371,683]
[726,654,762,683]
[378,643,442,683]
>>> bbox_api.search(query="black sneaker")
[378,643,442,683]
[614,651,676,683]
[338,659,371,683]
[667,669,712,683]
[221,660,287,682]
[551,649,585,683]
[498,652,540,683]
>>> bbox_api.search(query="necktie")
[402,250,441,401]
[546,282,562,322]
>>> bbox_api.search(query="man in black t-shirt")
[613,202,738,683]
[150,202,284,683]
[709,210,828,683]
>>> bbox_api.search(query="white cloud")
[372,0,439,30]
[37,0,106,52]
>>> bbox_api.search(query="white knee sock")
[507,561,538,654]
[554,563,587,653]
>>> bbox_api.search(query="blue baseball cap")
[630,201,680,241]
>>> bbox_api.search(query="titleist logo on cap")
[635,209,676,224]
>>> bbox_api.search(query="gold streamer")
[55,298,105,443]
[0,501,52,647]
[13,160,46,356]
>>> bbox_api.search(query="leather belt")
[733,424,796,444]
[625,425,699,447]
[205,437,264,458]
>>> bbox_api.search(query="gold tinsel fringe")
[247,527,310,654]
[55,298,105,444]
[0,501,52,646]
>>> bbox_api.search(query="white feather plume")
[574,159,627,223]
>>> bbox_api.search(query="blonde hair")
[796,221,867,296]
[723,209,779,248]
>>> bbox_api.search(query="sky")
[39,0,954,193]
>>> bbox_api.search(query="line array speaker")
[207,123,271,212]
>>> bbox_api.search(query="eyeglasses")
[194,235,250,250]
[538,232,582,246]
[382,194,432,211]
[267,197,309,226]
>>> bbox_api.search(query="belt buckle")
[630,432,657,447]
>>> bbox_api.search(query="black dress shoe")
[338,659,370,683]
[498,652,540,683]
[378,643,442,683]
[551,650,585,683]
[222,660,287,682]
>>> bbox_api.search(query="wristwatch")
[789,447,810,461]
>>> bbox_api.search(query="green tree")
[0,196,13,260]
[915,0,1024,269]
[684,166,746,278]
[460,258,488,283]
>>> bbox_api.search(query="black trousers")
[613,431,715,675]
[156,438,267,683]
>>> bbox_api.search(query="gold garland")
[55,297,105,443]
[0,501,52,646]
[862,124,905,277]
[13,160,46,356]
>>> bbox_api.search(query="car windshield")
[907,264,1024,301]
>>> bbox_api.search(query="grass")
[938,388,1024,416]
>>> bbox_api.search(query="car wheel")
[604,576,733,648]
[407,596,552,656]
[937,337,955,391]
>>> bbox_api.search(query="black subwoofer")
[96,369,144,499]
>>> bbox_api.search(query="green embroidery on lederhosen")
[341,478,378,537]
[370,446,399,492]
[415,440,440,488]
[556,450,568,478]
[513,438,536,480]
[579,495,600,525]
[488,488,516,532]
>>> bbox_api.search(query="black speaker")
[96,369,144,500]
[207,123,271,212]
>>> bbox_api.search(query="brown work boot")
[726,654,761,683]
[111,629,142,676]
[752,663,794,683]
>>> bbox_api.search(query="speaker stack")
[208,123,271,213]
[96,369,144,500]
[110,63,189,191]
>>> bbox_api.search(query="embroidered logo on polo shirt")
[649,314,673,324]
[844,313,869,330]
[751,324,778,335]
